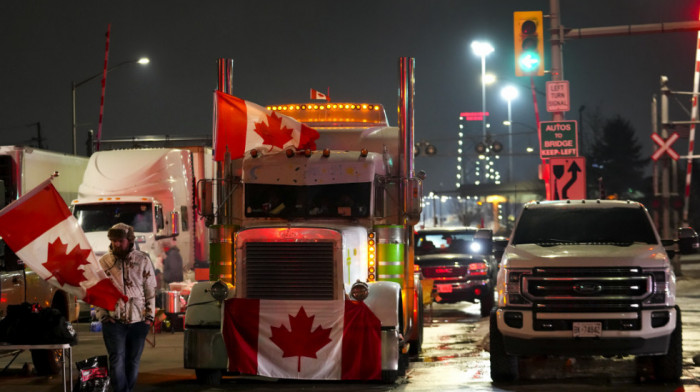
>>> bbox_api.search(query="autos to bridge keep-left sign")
[539,120,578,158]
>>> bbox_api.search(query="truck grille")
[523,267,653,312]
[245,241,335,300]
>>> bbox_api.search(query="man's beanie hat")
[107,223,135,242]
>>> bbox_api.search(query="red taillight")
[468,262,488,276]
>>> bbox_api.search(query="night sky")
[1,0,699,193]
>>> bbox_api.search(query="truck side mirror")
[198,179,214,218]
[677,227,699,254]
[404,177,423,225]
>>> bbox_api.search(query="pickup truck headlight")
[643,267,671,306]
[504,269,532,307]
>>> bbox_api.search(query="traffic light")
[513,11,544,77]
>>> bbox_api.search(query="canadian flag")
[0,179,127,310]
[310,88,329,102]
[213,91,320,162]
[223,298,381,380]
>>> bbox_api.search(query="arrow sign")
[651,132,680,161]
[548,157,586,200]
[561,161,582,199]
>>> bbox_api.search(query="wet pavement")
[2,257,700,391]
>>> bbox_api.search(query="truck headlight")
[504,269,531,307]
[350,280,369,301]
[209,280,229,303]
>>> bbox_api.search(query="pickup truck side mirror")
[678,227,700,254]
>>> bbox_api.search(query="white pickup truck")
[490,200,697,382]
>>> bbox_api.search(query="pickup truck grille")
[522,267,653,311]
[245,241,335,300]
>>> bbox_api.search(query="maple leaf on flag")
[269,306,333,372]
[43,238,91,287]
[253,112,294,150]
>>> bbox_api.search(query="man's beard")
[112,244,131,259]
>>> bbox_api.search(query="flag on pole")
[222,298,381,380]
[0,179,127,310]
[310,88,329,102]
[213,91,320,162]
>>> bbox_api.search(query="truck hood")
[503,243,670,268]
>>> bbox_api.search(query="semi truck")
[0,145,88,375]
[71,147,213,284]
[184,58,424,384]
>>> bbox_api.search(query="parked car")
[415,227,497,316]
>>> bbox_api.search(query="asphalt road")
[2,258,700,392]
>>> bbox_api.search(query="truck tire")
[408,287,424,356]
[489,311,518,382]
[195,369,222,385]
[652,309,683,381]
[31,348,62,376]
[381,369,398,383]
[480,289,495,318]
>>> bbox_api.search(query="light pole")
[72,57,149,155]
[470,41,494,139]
[500,85,519,183]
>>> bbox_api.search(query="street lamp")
[470,41,494,139]
[500,85,519,183]
[72,57,149,155]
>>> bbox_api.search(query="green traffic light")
[518,52,540,72]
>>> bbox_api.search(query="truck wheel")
[408,288,424,356]
[195,369,222,385]
[489,311,518,382]
[480,289,495,318]
[31,349,62,376]
[652,309,683,381]
[381,369,398,383]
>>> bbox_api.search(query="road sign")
[651,132,680,161]
[549,157,586,200]
[539,120,578,158]
[546,81,570,112]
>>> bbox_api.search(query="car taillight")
[467,262,488,276]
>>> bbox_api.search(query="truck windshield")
[245,182,371,219]
[73,202,153,233]
[511,207,658,245]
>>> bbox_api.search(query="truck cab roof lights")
[360,149,368,157]
[304,149,312,157]
[250,149,259,158]
[285,149,295,158]
[322,149,331,157]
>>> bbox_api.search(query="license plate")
[436,284,453,293]
[572,322,602,338]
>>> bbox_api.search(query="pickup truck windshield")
[245,182,371,219]
[511,206,658,245]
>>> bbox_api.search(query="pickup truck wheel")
[195,369,222,385]
[489,312,518,382]
[30,348,62,376]
[652,310,682,381]
[480,289,495,318]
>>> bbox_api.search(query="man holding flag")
[96,223,156,392]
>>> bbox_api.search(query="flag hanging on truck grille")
[0,179,128,310]
[213,91,320,161]
[222,298,382,380]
